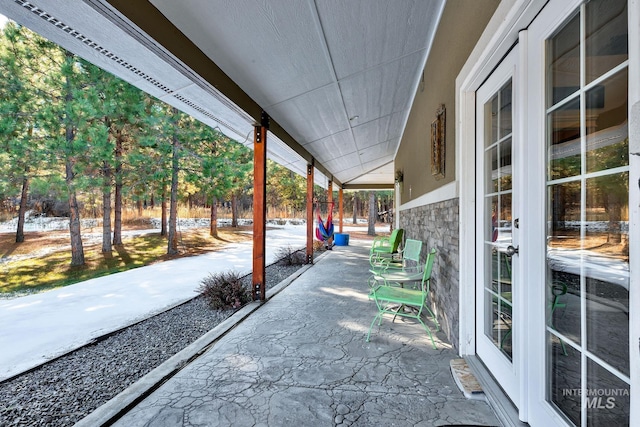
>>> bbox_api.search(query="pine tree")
[0,24,47,243]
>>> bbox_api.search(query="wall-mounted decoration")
[430,104,446,180]
[394,169,403,183]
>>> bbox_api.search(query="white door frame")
[628,0,640,425]
[474,45,521,406]
[523,0,583,425]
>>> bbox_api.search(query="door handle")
[506,245,519,256]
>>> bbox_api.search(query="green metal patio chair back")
[370,228,404,262]
[389,228,403,253]
[368,239,423,288]
[421,247,436,285]
[366,248,440,349]
[404,239,423,268]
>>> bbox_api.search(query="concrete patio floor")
[84,240,501,426]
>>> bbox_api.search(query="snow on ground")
[547,247,629,291]
[0,224,308,381]
[0,211,307,234]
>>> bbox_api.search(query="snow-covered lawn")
[0,223,309,381]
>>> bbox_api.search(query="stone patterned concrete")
[113,240,498,426]
[400,198,460,350]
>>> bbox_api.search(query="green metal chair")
[366,248,440,349]
[368,238,422,289]
[549,282,568,356]
[369,228,404,266]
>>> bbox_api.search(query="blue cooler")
[334,233,349,246]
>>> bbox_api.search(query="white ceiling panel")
[358,142,395,165]
[339,53,425,125]
[324,152,361,173]
[363,158,394,173]
[347,162,395,186]
[352,111,406,149]
[339,164,368,183]
[316,0,445,80]
[357,140,399,165]
[145,0,444,186]
[266,83,348,144]
[302,130,357,163]
[149,0,335,107]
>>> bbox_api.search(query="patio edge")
[74,251,330,427]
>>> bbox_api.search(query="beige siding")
[396,0,499,204]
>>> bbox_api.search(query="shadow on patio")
[83,240,500,426]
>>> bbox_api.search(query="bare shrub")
[276,245,306,266]
[198,271,251,309]
[313,240,326,252]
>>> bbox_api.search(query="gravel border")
[0,252,313,427]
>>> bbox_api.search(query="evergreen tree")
[82,63,147,251]
[0,23,48,242]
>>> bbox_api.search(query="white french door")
[525,0,633,425]
[475,46,520,405]
[466,0,636,425]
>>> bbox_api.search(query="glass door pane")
[483,81,514,361]
[545,1,629,425]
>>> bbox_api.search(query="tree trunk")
[352,195,358,224]
[15,172,29,243]
[63,60,84,267]
[150,194,155,209]
[167,114,180,255]
[136,199,143,217]
[102,161,112,253]
[65,156,85,266]
[367,191,376,236]
[607,193,622,244]
[113,130,123,245]
[210,195,218,237]
[160,188,167,237]
[231,193,239,227]
[67,179,85,266]
[16,126,33,243]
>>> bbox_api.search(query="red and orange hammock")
[315,201,335,243]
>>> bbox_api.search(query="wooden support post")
[327,181,333,246]
[339,187,344,233]
[306,163,314,264]
[252,112,268,301]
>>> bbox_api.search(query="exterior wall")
[399,198,459,349]
[395,0,499,205]
[395,1,498,352]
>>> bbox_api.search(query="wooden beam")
[306,164,314,264]
[339,188,344,233]
[252,113,268,301]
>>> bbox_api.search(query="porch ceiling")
[0,0,445,188]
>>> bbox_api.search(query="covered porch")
[78,240,500,426]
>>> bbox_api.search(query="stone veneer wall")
[399,198,460,350]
